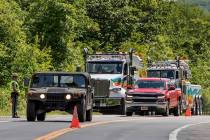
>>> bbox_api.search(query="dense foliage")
[180,0,210,12]
[0,0,209,114]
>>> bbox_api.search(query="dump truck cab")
[83,48,143,114]
[26,72,93,122]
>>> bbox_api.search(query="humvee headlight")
[40,94,45,99]
[66,94,71,100]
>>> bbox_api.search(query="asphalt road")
[0,115,210,140]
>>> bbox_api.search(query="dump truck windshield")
[87,62,123,74]
[31,74,86,88]
[135,80,166,89]
[147,70,175,79]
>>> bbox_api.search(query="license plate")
[141,106,148,110]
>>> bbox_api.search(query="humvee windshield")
[87,61,123,74]
[31,74,86,88]
[147,70,175,79]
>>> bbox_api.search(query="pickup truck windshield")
[31,74,86,88]
[136,80,165,89]
[87,62,123,74]
[147,70,175,79]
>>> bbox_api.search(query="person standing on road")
[10,73,20,118]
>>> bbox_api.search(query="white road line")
[169,121,210,140]
[0,121,9,123]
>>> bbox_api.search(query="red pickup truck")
[125,78,182,116]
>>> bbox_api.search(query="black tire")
[192,99,197,115]
[27,100,36,121]
[126,111,133,116]
[199,98,203,115]
[37,112,46,121]
[174,99,181,116]
[163,101,169,116]
[120,98,126,115]
[86,102,93,122]
[77,98,86,122]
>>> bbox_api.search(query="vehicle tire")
[174,99,181,116]
[163,101,169,116]
[199,98,203,115]
[37,112,46,121]
[86,103,93,122]
[27,100,36,122]
[192,99,197,115]
[120,98,126,115]
[77,98,86,122]
[126,111,133,116]
[195,99,199,115]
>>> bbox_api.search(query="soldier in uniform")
[10,73,20,118]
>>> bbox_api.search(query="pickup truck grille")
[131,93,164,103]
[46,94,65,101]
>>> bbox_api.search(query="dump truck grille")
[91,79,110,97]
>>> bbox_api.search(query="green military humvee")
[25,72,93,122]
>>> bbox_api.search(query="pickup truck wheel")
[37,112,46,121]
[126,112,133,116]
[120,98,126,115]
[174,100,181,116]
[77,98,86,122]
[27,101,36,121]
[163,102,169,116]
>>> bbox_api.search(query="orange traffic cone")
[70,106,81,128]
[185,105,191,117]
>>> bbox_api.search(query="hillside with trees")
[0,0,209,114]
[179,0,210,11]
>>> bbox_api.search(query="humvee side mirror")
[24,78,30,87]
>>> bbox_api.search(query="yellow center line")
[34,117,156,140]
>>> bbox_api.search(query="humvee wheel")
[37,112,46,121]
[77,98,86,122]
[27,100,36,121]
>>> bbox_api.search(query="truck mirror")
[24,78,30,87]
[169,85,175,90]
[131,66,137,75]
[76,66,81,72]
